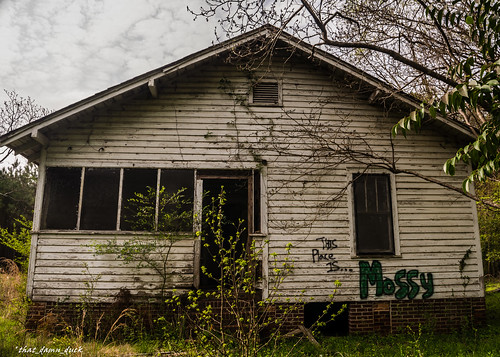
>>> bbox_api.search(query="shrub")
[0,218,31,272]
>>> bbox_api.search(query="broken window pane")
[80,168,120,230]
[353,174,394,255]
[41,167,81,229]
[121,169,158,231]
[159,169,194,232]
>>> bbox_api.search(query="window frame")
[40,167,266,236]
[79,167,121,231]
[347,168,401,258]
[40,167,197,233]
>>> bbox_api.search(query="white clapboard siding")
[34,53,483,303]
[32,232,194,301]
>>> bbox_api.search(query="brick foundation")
[25,301,161,334]
[27,296,485,335]
[25,289,163,334]
[26,298,304,336]
[349,297,486,334]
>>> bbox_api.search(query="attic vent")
[251,81,281,105]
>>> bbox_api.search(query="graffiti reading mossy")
[359,261,434,300]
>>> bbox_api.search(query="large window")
[41,167,195,232]
[352,173,395,255]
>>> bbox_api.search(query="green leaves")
[427,5,463,27]
[0,215,31,271]
[439,118,500,192]
[458,84,469,98]
[393,0,500,192]
[443,158,456,176]
[392,103,426,138]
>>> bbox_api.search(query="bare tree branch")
[0,89,51,163]
[414,0,459,62]
[299,0,457,87]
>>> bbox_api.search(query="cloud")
[0,0,217,111]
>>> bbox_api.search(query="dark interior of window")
[159,169,194,232]
[121,168,158,231]
[80,168,120,230]
[353,173,394,255]
[41,167,81,230]
[160,169,194,196]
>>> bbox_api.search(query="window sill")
[34,230,194,236]
[351,253,402,259]
[249,233,267,238]
[248,102,283,107]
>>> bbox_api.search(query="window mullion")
[76,167,85,230]
[385,178,390,214]
[155,169,161,231]
[116,168,124,231]
[248,174,254,234]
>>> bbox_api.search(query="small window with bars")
[250,80,281,106]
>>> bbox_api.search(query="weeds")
[0,258,145,356]
[93,186,192,300]
[1,259,500,355]
[0,258,30,356]
[163,188,312,356]
[0,217,31,272]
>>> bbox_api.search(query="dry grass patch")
[0,258,25,320]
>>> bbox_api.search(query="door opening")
[199,178,249,289]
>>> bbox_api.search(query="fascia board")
[161,29,270,76]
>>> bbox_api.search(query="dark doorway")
[200,178,249,289]
[304,302,349,336]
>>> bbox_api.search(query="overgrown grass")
[0,260,140,356]
[485,276,500,293]
[0,259,33,356]
[1,262,499,356]
[290,278,500,357]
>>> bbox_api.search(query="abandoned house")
[0,25,485,334]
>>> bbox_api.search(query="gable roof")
[0,24,473,162]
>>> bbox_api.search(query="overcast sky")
[0,0,219,112]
